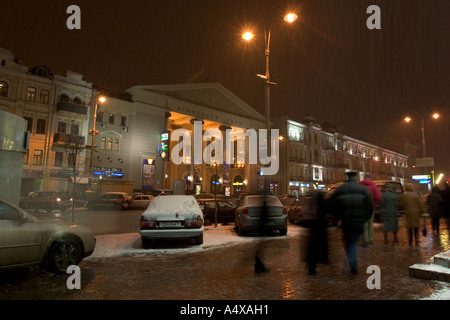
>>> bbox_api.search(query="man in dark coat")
[329,171,374,274]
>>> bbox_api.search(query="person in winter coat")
[441,183,450,229]
[328,171,374,274]
[305,191,329,275]
[378,184,399,244]
[427,186,444,232]
[398,183,426,245]
[359,175,381,246]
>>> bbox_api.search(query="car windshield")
[147,196,200,213]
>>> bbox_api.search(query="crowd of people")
[304,172,450,276]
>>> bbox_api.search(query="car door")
[0,201,42,267]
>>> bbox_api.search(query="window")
[114,139,119,151]
[107,137,113,150]
[24,116,33,133]
[26,86,37,102]
[59,93,70,102]
[57,121,67,134]
[120,116,127,127]
[108,113,115,124]
[0,81,8,97]
[36,118,46,134]
[70,123,79,136]
[73,96,83,104]
[54,151,64,167]
[67,152,76,167]
[39,89,50,104]
[101,137,106,149]
[32,149,43,166]
[23,152,29,165]
[97,111,104,122]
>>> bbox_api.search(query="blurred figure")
[441,183,450,229]
[328,171,374,274]
[254,192,270,274]
[305,191,329,275]
[427,186,444,233]
[398,183,426,245]
[379,184,399,244]
[359,174,381,246]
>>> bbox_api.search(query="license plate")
[159,221,181,228]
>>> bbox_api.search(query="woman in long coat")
[379,185,399,244]
[427,186,444,232]
[398,183,425,245]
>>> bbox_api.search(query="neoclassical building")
[274,115,409,196]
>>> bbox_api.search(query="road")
[1,212,449,305]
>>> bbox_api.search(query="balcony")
[53,133,86,146]
[56,101,88,116]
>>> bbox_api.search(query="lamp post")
[404,112,440,159]
[89,95,106,180]
[242,12,298,193]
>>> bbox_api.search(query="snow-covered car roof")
[143,195,202,214]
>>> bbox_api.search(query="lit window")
[107,137,113,150]
[0,81,8,97]
[39,89,50,104]
[114,139,119,151]
[32,149,43,166]
[101,137,106,149]
[26,86,37,102]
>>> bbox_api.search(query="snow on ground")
[86,224,308,259]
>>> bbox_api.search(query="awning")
[70,177,90,184]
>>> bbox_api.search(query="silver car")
[0,199,96,273]
[139,195,204,247]
[234,195,288,236]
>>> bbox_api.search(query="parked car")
[130,194,154,210]
[194,193,215,201]
[199,199,236,226]
[19,191,73,213]
[139,195,204,247]
[234,195,288,236]
[0,198,96,273]
[87,192,132,210]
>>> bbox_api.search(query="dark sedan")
[199,199,236,226]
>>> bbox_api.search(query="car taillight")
[241,207,249,215]
[140,216,156,229]
[185,216,203,228]
[282,206,288,214]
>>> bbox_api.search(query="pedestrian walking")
[398,183,426,245]
[359,174,381,246]
[441,183,450,229]
[427,186,444,233]
[378,184,399,244]
[305,191,329,275]
[328,171,374,274]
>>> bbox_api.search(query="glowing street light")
[241,11,298,193]
[89,95,106,175]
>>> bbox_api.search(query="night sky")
[1,0,449,175]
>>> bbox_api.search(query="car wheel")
[194,234,203,245]
[45,207,53,213]
[47,238,82,273]
[114,203,123,210]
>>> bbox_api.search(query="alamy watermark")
[170,120,280,176]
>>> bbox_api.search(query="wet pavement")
[1,218,449,301]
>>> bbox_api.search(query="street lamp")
[89,95,106,177]
[404,112,440,158]
[242,11,298,193]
